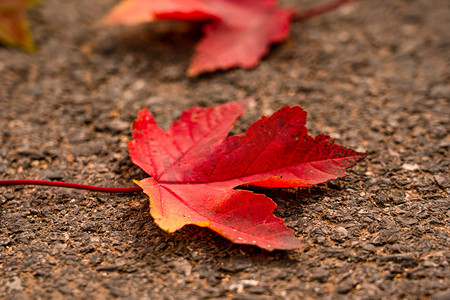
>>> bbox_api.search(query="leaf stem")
[0,180,142,193]
[292,0,358,22]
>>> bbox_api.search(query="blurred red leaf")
[101,0,292,76]
[0,0,38,52]
[129,100,365,250]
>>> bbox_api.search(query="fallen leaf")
[101,0,293,76]
[0,0,38,52]
[129,100,365,250]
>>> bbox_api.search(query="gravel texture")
[1,0,449,299]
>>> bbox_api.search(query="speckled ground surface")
[0,0,449,299]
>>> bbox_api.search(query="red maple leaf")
[129,100,365,251]
[101,0,292,76]
[0,0,38,52]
